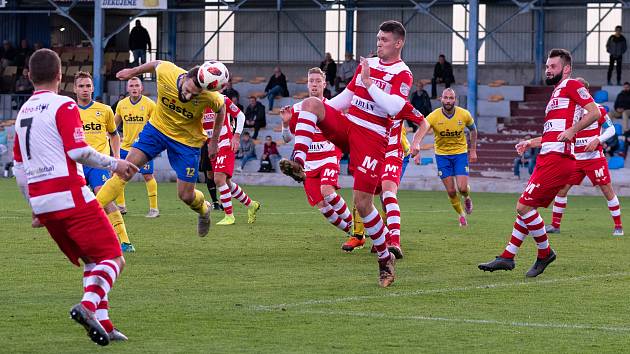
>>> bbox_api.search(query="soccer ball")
[197,60,229,91]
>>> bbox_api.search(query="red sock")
[500,216,528,259]
[381,191,401,245]
[551,196,567,229]
[608,196,623,228]
[218,183,233,215]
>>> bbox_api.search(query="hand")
[31,213,43,228]
[231,134,240,152]
[113,159,139,180]
[411,146,421,165]
[469,150,478,163]
[515,140,531,155]
[359,57,372,88]
[207,140,218,160]
[279,105,292,125]
[557,127,576,142]
[116,68,136,81]
[585,138,601,152]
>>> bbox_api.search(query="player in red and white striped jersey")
[202,95,260,225]
[544,78,623,236]
[280,21,412,287]
[479,49,602,277]
[280,67,352,235]
[12,49,138,345]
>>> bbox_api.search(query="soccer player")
[114,77,160,218]
[203,94,260,225]
[95,60,226,237]
[341,104,429,255]
[13,48,138,345]
[280,67,352,234]
[479,49,601,277]
[199,137,222,211]
[413,88,477,227]
[542,78,623,236]
[73,71,135,252]
[280,20,412,287]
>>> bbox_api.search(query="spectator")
[245,96,266,139]
[431,54,454,99]
[259,135,280,172]
[232,96,244,111]
[409,81,432,131]
[336,52,358,93]
[513,143,539,179]
[264,66,289,111]
[0,40,17,69]
[607,25,627,86]
[319,52,337,88]
[612,82,630,131]
[14,68,33,109]
[129,20,151,67]
[222,79,239,102]
[0,126,7,157]
[235,131,256,171]
[14,39,33,69]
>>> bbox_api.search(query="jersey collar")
[130,96,142,105]
[77,100,94,110]
[442,106,456,119]
[379,58,402,66]
[33,90,53,95]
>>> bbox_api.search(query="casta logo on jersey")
[161,97,193,119]
[123,114,144,122]
[83,122,102,131]
[440,129,462,137]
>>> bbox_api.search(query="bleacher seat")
[608,156,624,169]
[60,52,74,64]
[295,77,307,84]
[594,90,609,103]
[614,123,623,136]
[420,157,433,165]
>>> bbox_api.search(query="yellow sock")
[189,189,208,215]
[449,195,464,216]
[115,189,126,207]
[108,210,130,244]
[97,174,127,207]
[379,209,387,226]
[145,178,158,209]
[459,185,471,198]
[352,205,365,237]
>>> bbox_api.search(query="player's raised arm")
[208,103,226,159]
[558,80,601,142]
[359,57,408,117]
[116,60,161,80]
[280,105,294,143]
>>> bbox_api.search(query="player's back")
[116,95,155,150]
[346,57,413,137]
[14,91,92,216]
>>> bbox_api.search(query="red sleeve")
[389,70,414,99]
[566,79,595,108]
[345,64,362,92]
[598,106,607,125]
[289,108,297,134]
[56,101,88,152]
[225,97,242,118]
[13,134,22,162]
[396,101,425,125]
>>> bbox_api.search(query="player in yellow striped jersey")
[73,71,134,252]
[96,60,228,237]
[114,77,159,218]
[414,88,478,227]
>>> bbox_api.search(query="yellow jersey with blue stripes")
[153,61,224,148]
[426,106,475,156]
[78,101,116,155]
[116,95,155,150]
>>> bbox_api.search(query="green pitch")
[1,178,629,353]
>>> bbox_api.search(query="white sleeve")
[597,124,617,143]
[13,161,29,201]
[282,127,293,143]
[234,111,246,135]
[327,88,354,111]
[67,146,119,171]
[367,84,406,117]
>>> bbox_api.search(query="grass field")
[1,178,630,353]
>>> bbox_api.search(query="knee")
[301,97,323,115]
[115,256,126,271]
[178,189,195,204]
[446,190,457,199]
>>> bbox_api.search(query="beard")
[545,72,563,86]
[443,103,454,112]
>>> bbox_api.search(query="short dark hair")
[548,48,572,67]
[187,66,202,89]
[379,20,406,39]
[616,25,623,31]
[439,54,446,59]
[74,71,93,84]
[28,48,61,85]
[624,82,630,86]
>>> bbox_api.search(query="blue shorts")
[400,154,410,181]
[436,153,469,179]
[84,166,110,190]
[120,148,154,175]
[132,122,200,183]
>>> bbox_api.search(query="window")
[586,3,622,65]
[205,5,234,63]
[325,5,357,62]
[452,4,486,65]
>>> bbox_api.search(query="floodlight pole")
[345,0,354,54]
[467,0,479,121]
[94,0,104,100]
[534,3,545,85]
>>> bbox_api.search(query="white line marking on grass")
[251,272,630,311]
[289,309,630,332]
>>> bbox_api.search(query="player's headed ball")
[198,60,229,91]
